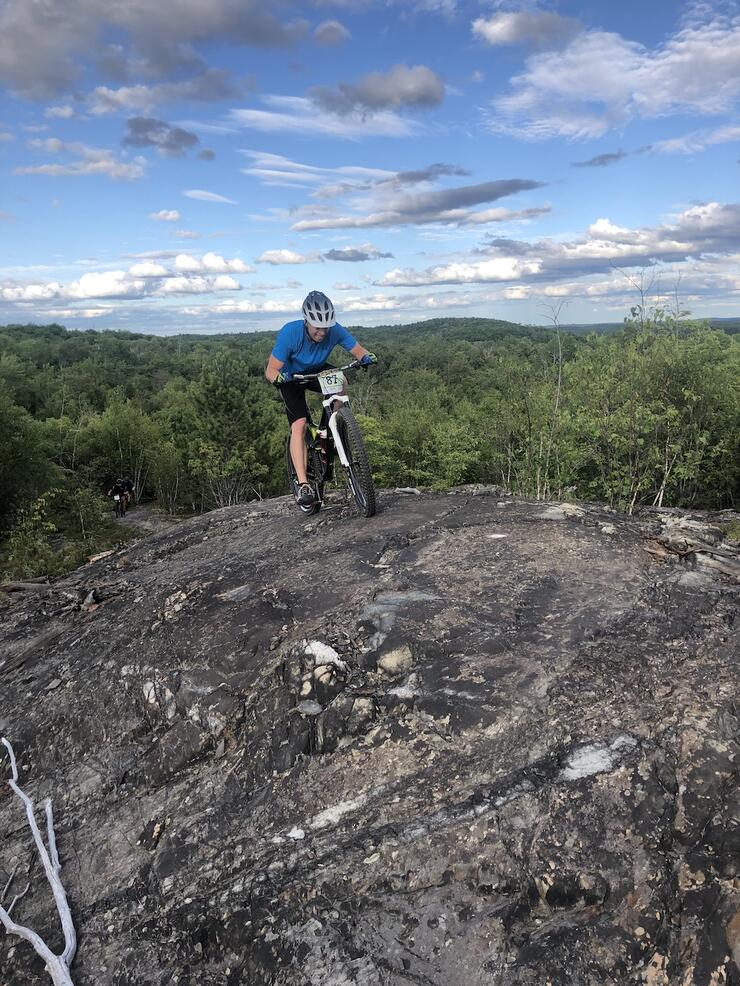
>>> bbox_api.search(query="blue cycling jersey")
[271,319,358,375]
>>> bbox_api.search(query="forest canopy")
[1,310,738,580]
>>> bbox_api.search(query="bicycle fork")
[322,394,351,468]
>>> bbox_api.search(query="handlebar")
[292,360,365,382]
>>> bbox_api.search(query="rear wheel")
[285,434,323,515]
[335,405,376,517]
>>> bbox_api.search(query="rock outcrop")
[1,489,738,985]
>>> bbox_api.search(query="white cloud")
[128,262,168,277]
[157,274,241,295]
[45,105,75,119]
[256,249,319,265]
[149,209,180,222]
[44,307,111,318]
[314,19,351,45]
[375,200,740,287]
[175,252,253,272]
[380,257,541,286]
[0,131,13,141]
[15,139,146,180]
[174,254,202,272]
[183,188,237,204]
[211,274,241,290]
[229,96,418,139]
[211,297,302,314]
[489,17,740,139]
[472,11,581,47]
[1,256,248,305]
[67,271,144,299]
[342,293,404,312]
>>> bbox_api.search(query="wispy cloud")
[239,149,393,189]
[314,20,351,45]
[183,188,237,204]
[229,96,420,139]
[291,178,545,229]
[571,149,632,167]
[650,122,740,154]
[15,138,145,179]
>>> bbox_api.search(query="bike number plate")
[114,495,120,501]
[318,370,345,395]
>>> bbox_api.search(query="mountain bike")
[111,493,127,518]
[286,361,377,518]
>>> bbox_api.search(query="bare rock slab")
[0,491,738,986]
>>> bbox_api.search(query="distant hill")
[560,318,740,336]
[708,317,740,334]
[2,314,738,345]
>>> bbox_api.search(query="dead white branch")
[0,737,77,985]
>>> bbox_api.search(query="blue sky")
[1,0,739,334]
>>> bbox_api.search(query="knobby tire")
[335,405,376,517]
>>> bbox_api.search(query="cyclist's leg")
[290,417,309,485]
[277,381,312,485]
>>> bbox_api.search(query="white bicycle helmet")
[302,290,336,328]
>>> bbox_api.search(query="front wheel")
[335,405,376,517]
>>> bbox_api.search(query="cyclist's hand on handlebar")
[274,369,293,385]
[359,352,378,367]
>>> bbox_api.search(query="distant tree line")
[0,309,738,579]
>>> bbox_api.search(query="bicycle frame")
[289,359,377,517]
[293,361,362,470]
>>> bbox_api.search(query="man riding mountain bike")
[107,477,135,515]
[265,290,377,508]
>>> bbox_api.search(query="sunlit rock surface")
[1,489,738,986]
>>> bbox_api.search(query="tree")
[187,353,282,508]
[0,385,55,536]
[75,393,163,497]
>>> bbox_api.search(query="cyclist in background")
[107,477,135,510]
[265,291,377,508]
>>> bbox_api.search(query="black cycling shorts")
[277,364,333,425]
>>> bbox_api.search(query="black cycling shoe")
[296,483,316,507]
